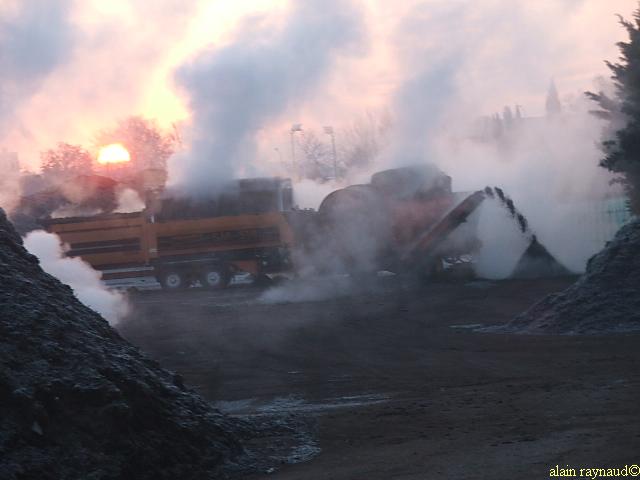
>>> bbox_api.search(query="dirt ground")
[118,277,640,479]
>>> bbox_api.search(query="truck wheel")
[160,271,185,290]
[200,268,229,289]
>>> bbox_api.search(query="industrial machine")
[310,165,566,279]
[305,164,485,276]
[45,165,546,289]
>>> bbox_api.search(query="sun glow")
[97,143,131,165]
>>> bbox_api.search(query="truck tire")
[160,271,186,290]
[200,268,229,289]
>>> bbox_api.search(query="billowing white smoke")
[169,0,364,194]
[0,0,75,130]
[23,230,129,324]
[0,0,76,212]
[377,2,629,276]
[471,200,530,279]
[430,103,617,276]
[114,188,145,213]
[294,179,339,210]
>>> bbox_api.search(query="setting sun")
[97,143,131,165]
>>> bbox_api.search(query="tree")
[338,110,392,175]
[95,116,176,172]
[40,143,93,182]
[587,10,640,213]
[298,130,334,182]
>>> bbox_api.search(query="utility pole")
[324,125,338,180]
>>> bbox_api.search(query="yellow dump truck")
[45,178,296,289]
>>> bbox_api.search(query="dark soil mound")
[0,209,244,479]
[510,236,572,279]
[507,218,640,334]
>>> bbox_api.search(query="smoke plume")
[23,230,129,324]
[169,0,364,194]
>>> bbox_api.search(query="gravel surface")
[120,276,640,479]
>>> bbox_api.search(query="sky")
[0,0,637,171]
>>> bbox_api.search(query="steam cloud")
[168,0,631,276]
[293,179,338,210]
[0,0,75,130]
[439,107,615,274]
[260,275,354,304]
[1,0,635,282]
[170,0,364,194]
[23,230,129,324]
[114,188,145,213]
[0,1,76,212]
[377,1,631,275]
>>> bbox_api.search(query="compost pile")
[0,209,244,479]
[507,217,640,334]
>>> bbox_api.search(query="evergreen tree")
[587,9,640,213]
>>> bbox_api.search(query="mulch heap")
[0,208,246,479]
[506,217,640,334]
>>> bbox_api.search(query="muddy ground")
[119,277,640,479]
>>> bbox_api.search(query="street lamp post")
[290,124,303,180]
[323,125,338,180]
